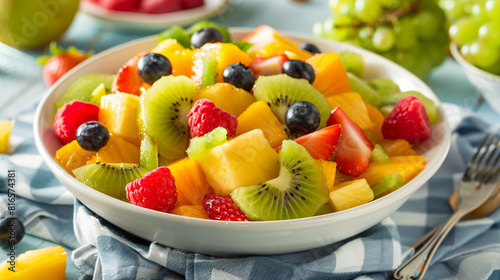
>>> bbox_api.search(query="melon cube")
[197,129,279,196]
[329,179,374,211]
[99,93,140,146]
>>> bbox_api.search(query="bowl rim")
[449,42,500,82]
[34,28,451,229]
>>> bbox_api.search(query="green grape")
[460,41,475,61]
[485,0,500,23]
[379,0,400,9]
[313,21,325,37]
[354,0,382,22]
[449,16,483,45]
[478,21,500,48]
[323,14,356,41]
[395,49,419,73]
[426,42,447,67]
[329,0,356,15]
[469,40,500,67]
[339,51,364,77]
[438,0,467,22]
[479,57,500,75]
[372,26,396,51]
[471,0,489,20]
[394,17,418,50]
[357,26,375,50]
[412,10,441,39]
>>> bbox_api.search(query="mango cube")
[329,179,374,211]
[197,129,279,196]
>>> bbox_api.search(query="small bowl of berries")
[34,22,451,256]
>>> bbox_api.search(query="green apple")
[0,0,80,49]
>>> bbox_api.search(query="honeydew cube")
[329,179,374,211]
[197,129,279,196]
[98,93,140,146]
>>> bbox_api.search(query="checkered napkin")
[1,104,499,280]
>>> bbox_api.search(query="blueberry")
[137,53,172,85]
[285,101,320,135]
[299,43,321,55]
[223,63,255,92]
[190,28,224,49]
[282,60,315,84]
[76,121,109,151]
[0,217,25,248]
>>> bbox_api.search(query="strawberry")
[181,0,204,9]
[111,52,147,96]
[327,107,374,177]
[382,96,431,143]
[249,54,289,78]
[139,0,182,13]
[100,0,140,12]
[38,42,91,87]
[275,124,341,160]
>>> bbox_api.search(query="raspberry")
[202,193,249,221]
[126,166,177,213]
[188,99,238,138]
[53,101,100,144]
[382,96,431,143]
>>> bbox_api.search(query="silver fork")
[392,133,500,280]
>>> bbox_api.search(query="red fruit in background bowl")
[139,0,182,14]
[100,0,140,12]
[181,0,204,9]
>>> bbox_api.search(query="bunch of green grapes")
[313,0,449,79]
[448,0,500,75]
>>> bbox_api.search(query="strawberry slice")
[111,52,147,96]
[53,101,100,144]
[249,54,289,78]
[327,107,374,177]
[275,124,341,160]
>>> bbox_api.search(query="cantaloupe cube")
[359,156,426,185]
[197,129,279,196]
[0,246,66,279]
[329,179,374,211]
[99,93,140,146]
[171,205,209,219]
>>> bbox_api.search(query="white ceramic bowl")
[34,29,451,256]
[450,42,500,114]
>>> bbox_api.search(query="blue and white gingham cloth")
[1,103,499,280]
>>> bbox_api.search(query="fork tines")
[463,133,500,183]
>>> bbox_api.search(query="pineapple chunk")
[236,100,288,148]
[99,93,140,146]
[318,159,337,192]
[151,38,185,57]
[380,139,418,156]
[197,129,279,196]
[0,119,14,154]
[326,92,374,131]
[0,246,66,279]
[329,179,374,211]
[194,83,256,117]
[171,205,209,219]
[168,157,213,206]
[359,156,426,185]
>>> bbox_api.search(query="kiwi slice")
[186,127,228,161]
[198,50,217,88]
[140,135,158,171]
[339,51,364,78]
[252,74,330,138]
[347,72,383,107]
[157,25,191,48]
[73,162,148,201]
[138,75,197,161]
[186,20,231,43]
[371,144,389,163]
[230,140,329,221]
[55,74,115,109]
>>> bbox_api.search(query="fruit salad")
[52,21,437,222]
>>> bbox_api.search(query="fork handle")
[392,211,465,280]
